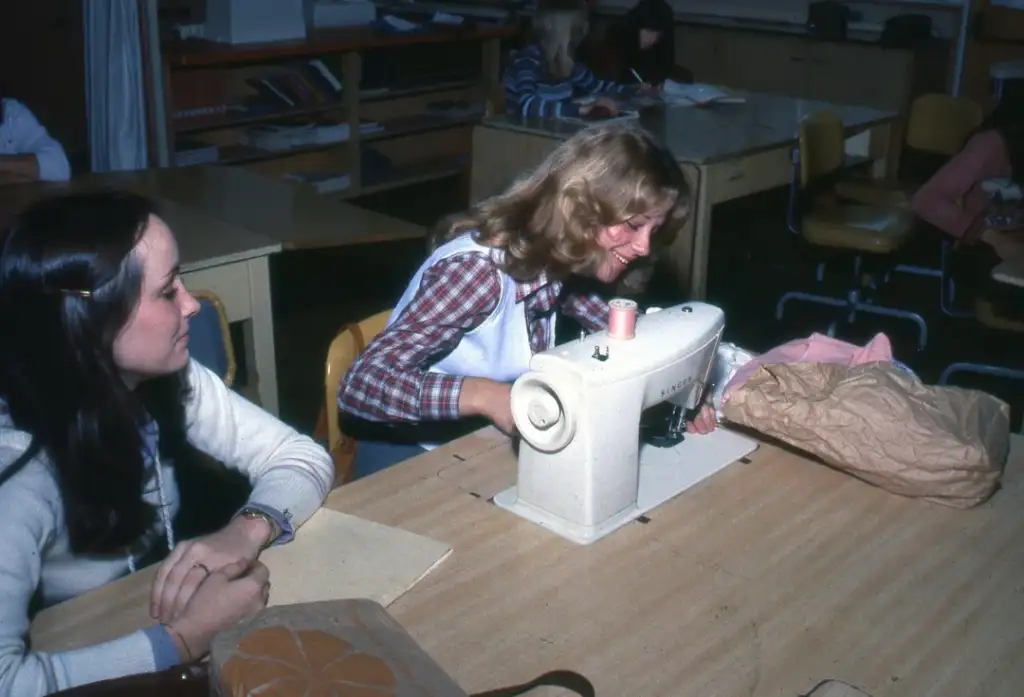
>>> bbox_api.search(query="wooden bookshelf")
[151,21,518,202]
[163,23,516,68]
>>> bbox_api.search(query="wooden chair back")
[313,309,393,487]
[798,109,847,188]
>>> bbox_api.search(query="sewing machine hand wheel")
[510,373,578,453]
[526,392,560,429]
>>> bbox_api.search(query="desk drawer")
[706,147,793,204]
[182,262,252,322]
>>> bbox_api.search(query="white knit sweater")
[0,360,334,695]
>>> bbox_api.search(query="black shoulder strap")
[470,671,595,697]
[0,438,40,489]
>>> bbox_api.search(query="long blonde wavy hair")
[432,122,689,282]
[533,0,590,79]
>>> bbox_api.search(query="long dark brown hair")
[0,191,190,555]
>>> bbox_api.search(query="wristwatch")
[237,507,281,550]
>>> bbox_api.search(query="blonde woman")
[338,123,716,478]
[505,0,633,119]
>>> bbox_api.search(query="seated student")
[0,97,72,185]
[584,0,692,88]
[505,0,635,119]
[0,192,334,694]
[912,97,1024,262]
[338,123,717,480]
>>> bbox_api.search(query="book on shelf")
[244,120,383,151]
[173,139,221,167]
[243,59,345,110]
[284,170,352,194]
[424,99,486,119]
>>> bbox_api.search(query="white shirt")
[389,234,555,448]
[0,98,71,181]
[0,360,335,695]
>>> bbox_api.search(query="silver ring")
[192,562,211,575]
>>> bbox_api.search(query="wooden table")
[0,167,425,414]
[470,92,901,300]
[31,427,1024,697]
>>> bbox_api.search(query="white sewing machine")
[492,301,759,545]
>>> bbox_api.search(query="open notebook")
[29,509,452,653]
[662,81,746,106]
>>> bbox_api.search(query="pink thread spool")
[608,298,638,340]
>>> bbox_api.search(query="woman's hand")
[580,96,620,118]
[686,404,717,435]
[459,377,517,436]
[151,514,273,624]
[166,559,270,662]
[595,96,619,115]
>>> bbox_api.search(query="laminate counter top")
[483,91,896,165]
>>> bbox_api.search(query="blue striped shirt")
[504,44,631,119]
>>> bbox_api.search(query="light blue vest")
[390,234,557,448]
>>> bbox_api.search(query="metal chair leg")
[892,264,942,278]
[851,303,928,350]
[776,291,849,320]
[940,240,972,318]
[779,291,928,349]
[939,362,1024,385]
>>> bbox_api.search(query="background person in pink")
[911,98,1024,261]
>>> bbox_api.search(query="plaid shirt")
[338,252,609,423]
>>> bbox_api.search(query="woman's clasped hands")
[149,514,275,660]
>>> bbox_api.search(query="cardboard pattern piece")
[259,508,453,608]
[29,509,452,654]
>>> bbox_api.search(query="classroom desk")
[471,92,900,300]
[0,167,425,415]
[30,427,1024,697]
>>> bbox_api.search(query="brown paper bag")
[721,361,1010,508]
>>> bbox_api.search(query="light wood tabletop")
[95,166,427,250]
[31,426,1024,697]
[0,178,280,271]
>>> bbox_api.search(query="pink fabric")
[722,333,894,403]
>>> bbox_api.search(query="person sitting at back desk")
[505,0,637,120]
[912,96,1024,263]
[338,122,717,481]
[583,0,693,89]
[0,98,71,186]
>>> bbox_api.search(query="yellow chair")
[312,309,392,488]
[776,109,928,349]
[836,93,985,208]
